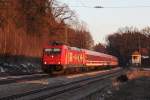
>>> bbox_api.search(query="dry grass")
[112,69,150,90]
[127,70,150,80]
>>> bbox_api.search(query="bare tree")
[93,43,107,53]
[107,26,150,66]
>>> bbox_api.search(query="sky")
[59,0,150,44]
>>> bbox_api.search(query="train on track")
[42,42,118,74]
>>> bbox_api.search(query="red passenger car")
[42,42,118,74]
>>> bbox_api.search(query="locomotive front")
[42,44,64,73]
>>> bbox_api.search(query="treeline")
[0,0,94,57]
[106,26,150,66]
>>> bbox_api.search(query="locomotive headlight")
[51,55,54,58]
[44,61,47,64]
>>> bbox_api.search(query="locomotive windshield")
[44,48,61,54]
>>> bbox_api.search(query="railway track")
[0,73,48,85]
[0,68,124,100]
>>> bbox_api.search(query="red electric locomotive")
[42,42,118,74]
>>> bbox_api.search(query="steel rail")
[0,73,48,85]
[35,73,119,100]
[0,69,124,100]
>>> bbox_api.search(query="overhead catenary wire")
[68,5,150,8]
[61,0,150,8]
[1,0,150,9]
[0,5,150,9]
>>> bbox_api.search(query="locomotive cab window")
[44,48,61,55]
[53,48,61,53]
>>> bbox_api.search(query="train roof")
[83,49,117,59]
[48,41,64,46]
[44,42,117,60]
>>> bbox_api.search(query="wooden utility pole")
[65,26,68,45]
